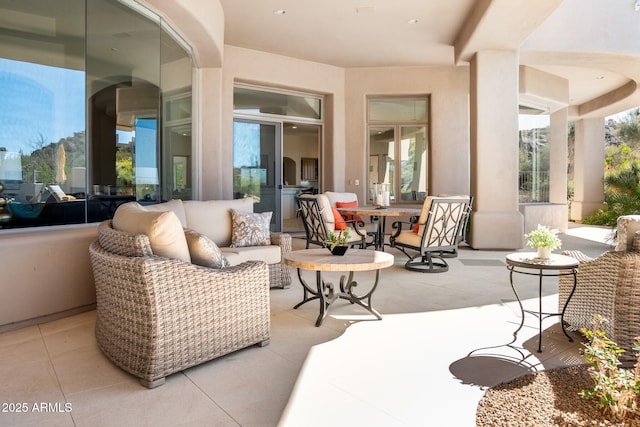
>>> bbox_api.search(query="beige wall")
[214,46,346,199]
[0,225,97,330]
[344,66,471,202]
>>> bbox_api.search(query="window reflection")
[0,0,193,229]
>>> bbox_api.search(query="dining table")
[337,205,422,251]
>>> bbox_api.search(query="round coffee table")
[283,248,394,326]
[505,252,579,353]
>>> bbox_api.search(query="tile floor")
[0,224,613,426]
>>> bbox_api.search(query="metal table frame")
[505,253,579,353]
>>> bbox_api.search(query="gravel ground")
[476,365,640,426]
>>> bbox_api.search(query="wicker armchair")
[89,221,271,388]
[558,230,640,360]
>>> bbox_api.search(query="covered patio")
[0,224,613,426]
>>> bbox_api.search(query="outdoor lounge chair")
[389,196,471,272]
[295,194,368,249]
[558,215,640,360]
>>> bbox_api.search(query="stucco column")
[570,118,604,221]
[468,50,524,249]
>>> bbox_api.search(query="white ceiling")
[220,0,640,118]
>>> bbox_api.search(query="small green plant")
[324,229,350,251]
[524,224,562,250]
[579,314,640,420]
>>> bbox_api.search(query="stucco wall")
[217,45,346,198]
[0,224,97,330]
[345,66,471,202]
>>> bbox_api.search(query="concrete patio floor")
[0,224,613,426]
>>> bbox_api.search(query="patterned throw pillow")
[184,229,230,269]
[230,209,272,247]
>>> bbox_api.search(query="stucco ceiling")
[220,0,640,118]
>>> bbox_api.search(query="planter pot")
[330,245,348,256]
[537,246,551,259]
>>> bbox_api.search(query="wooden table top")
[283,248,394,272]
[336,206,422,217]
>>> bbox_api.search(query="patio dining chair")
[295,194,367,249]
[389,196,471,272]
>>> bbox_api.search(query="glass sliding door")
[233,119,282,231]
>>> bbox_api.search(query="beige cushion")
[415,197,433,236]
[184,229,230,269]
[141,199,187,228]
[324,191,358,207]
[615,215,640,251]
[221,245,282,265]
[394,230,423,248]
[230,209,272,247]
[183,198,254,246]
[112,202,191,263]
[311,194,335,232]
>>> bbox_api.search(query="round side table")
[505,252,579,353]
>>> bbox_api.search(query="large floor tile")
[68,374,238,427]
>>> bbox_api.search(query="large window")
[519,107,550,203]
[0,0,193,229]
[367,97,429,203]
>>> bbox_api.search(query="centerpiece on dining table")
[370,183,390,208]
[324,229,350,255]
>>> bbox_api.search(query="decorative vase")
[536,246,551,259]
[330,245,348,256]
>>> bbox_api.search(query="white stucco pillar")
[468,51,524,249]
[570,118,605,221]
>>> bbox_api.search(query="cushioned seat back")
[183,198,254,247]
[97,220,153,257]
[615,215,640,251]
[296,195,331,247]
[325,191,358,207]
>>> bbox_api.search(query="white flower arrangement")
[525,224,562,250]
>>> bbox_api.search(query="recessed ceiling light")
[408,19,419,24]
[274,9,286,15]
[595,76,605,79]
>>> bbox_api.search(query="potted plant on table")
[525,224,562,259]
[325,229,351,255]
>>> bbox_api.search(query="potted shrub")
[525,224,562,259]
[324,229,351,255]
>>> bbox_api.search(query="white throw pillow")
[113,202,191,263]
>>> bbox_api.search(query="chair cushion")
[325,191,358,206]
[184,229,230,269]
[332,207,347,230]
[221,245,282,265]
[314,194,335,232]
[415,197,433,235]
[615,215,640,251]
[183,198,254,246]
[230,209,272,247]
[140,199,188,228]
[112,202,191,263]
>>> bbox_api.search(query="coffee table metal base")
[293,269,382,327]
